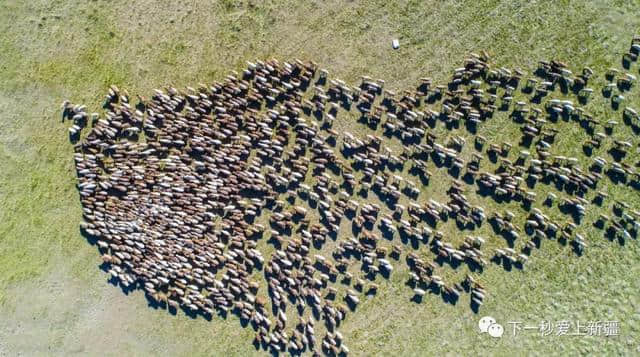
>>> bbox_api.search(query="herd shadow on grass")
[80,199,500,325]
[83,223,356,356]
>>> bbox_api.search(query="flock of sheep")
[62,36,640,355]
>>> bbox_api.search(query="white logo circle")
[488,323,504,338]
[478,316,496,333]
[479,316,504,338]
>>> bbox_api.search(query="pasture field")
[1,0,640,355]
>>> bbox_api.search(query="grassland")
[1,0,640,355]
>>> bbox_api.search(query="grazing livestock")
[62,38,640,355]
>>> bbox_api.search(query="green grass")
[1,0,640,355]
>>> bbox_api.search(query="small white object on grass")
[392,39,400,49]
